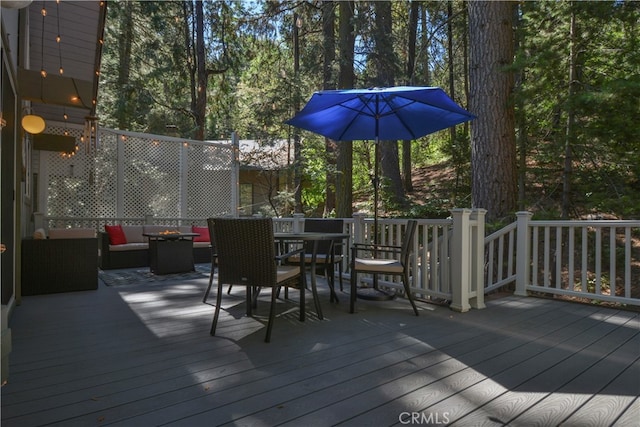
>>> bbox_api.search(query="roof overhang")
[17,1,107,125]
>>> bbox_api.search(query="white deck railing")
[36,210,639,309]
[484,212,640,306]
[514,212,640,306]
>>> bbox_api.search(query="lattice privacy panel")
[39,122,234,220]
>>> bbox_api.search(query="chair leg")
[246,286,254,315]
[249,286,261,312]
[338,263,344,292]
[350,270,357,313]
[265,288,278,343]
[203,263,215,303]
[210,281,224,336]
[326,264,338,303]
[308,269,323,320]
[299,275,306,322]
[403,271,419,316]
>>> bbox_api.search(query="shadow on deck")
[2,265,639,426]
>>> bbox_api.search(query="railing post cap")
[450,208,472,218]
[516,211,533,218]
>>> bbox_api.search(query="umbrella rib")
[385,99,418,140]
[373,97,414,140]
[335,96,377,140]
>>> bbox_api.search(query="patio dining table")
[274,232,349,318]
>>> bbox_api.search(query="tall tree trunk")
[562,6,577,219]
[373,1,406,210]
[403,1,420,193]
[293,12,303,213]
[468,1,517,221]
[322,1,337,217]
[183,1,197,133]
[194,0,207,140]
[335,1,354,218]
[420,6,430,84]
[116,1,134,130]
[515,4,527,211]
[447,1,459,201]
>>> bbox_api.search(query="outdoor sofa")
[99,224,211,270]
[22,228,98,295]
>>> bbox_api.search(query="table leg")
[309,241,323,320]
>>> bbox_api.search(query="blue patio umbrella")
[286,86,476,241]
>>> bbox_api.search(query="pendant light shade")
[22,114,46,134]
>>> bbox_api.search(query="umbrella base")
[356,286,396,301]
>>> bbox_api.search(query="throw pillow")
[33,228,47,239]
[192,226,210,242]
[105,224,127,245]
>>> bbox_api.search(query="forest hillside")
[403,160,639,223]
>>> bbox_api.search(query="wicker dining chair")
[350,219,420,316]
[210,217,313,342]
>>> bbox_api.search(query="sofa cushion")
[49,228,96,239]
[122,225,145,243]
[105,225,127,244]
[109,242,149,252]
[192,226,210,242]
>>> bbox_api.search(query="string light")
[40,2,47,78]
[56,0,63,75]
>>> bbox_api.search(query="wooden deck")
[2,267,639,427]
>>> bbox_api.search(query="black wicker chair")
[350,219,420,316]
[210,217,317,342]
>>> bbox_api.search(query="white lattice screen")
[37,122,235,221]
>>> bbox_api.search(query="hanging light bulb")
[40,4,47,78]
[56,1,63,75]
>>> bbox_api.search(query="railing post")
[352,213,366,245]
[450,208,471,312]
[515,211,533,297]
[292,213,304,233]
[470,209,487,309]
[33,212,44,231]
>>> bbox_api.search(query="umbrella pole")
[374,138,379,247]
[358,136,395,301]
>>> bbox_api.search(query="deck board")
[2,269,638,427]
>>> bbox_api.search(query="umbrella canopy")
[285,86,475,142]
[286,85,475,249]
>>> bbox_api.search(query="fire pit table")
[143,231,199,275]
